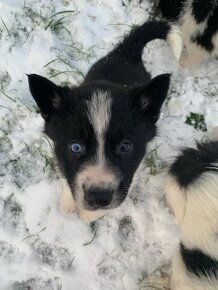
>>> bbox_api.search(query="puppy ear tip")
[26,73,39,79]
[153,73,171,83]
[159,73,171,86]
[26,74,41,85]
[26,73,34,81]
[163,73,171,78]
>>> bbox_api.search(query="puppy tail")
[112,20,171,61]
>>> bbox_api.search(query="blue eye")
[118,141,133,154]
[70,143,82,153]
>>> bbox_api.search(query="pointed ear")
[132,73,171,123]
[27,74,62,119]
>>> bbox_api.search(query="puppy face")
[28,74,170,212]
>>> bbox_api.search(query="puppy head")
[28,74,170,213]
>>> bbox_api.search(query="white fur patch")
[59,178,76,214]
[212,31,218,56]
[182,174,218,259]
[167,25,183,60]
[166,171,218,290]
[87,90,112,166]
[165,176,187,225]
[166,172,218,259]
[74,165,119,221]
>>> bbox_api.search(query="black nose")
[85,187,113,208]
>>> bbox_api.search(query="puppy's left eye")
[117,141,133,154]
[70,142,82,153]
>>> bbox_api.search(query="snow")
[0,0,218,289]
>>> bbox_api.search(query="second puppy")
[154,0,218,68]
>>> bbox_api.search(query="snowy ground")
[0,0,218,289]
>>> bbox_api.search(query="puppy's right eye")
[116,140,133,154]
[70,142,82,153]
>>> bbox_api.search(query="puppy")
[166,141,218,289]
[154,0,218,68]
[28,20,171,223]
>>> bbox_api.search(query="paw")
[179,53,192,69]
[179,49,205,69]
[59,193,76,214]
[140,277,170,290]
[139,264,170,290]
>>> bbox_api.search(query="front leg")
[167,25,183,61]
[59,178,76,214]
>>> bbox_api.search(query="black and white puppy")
[28,21,171,223]
[154,0,218,68]
[166,141,218,289]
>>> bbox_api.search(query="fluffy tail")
[111,20,171,61]
[112,20,183,62]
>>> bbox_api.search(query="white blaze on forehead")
[73,90,120,215]
[87,90,112,166]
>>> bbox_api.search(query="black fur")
[192,5,218,52]
[85,20,170,86]
[191,0,216,23]
[154,0,185,22]
[180,243,218,278]
[28,20,171,211]
[170,141,218,188]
